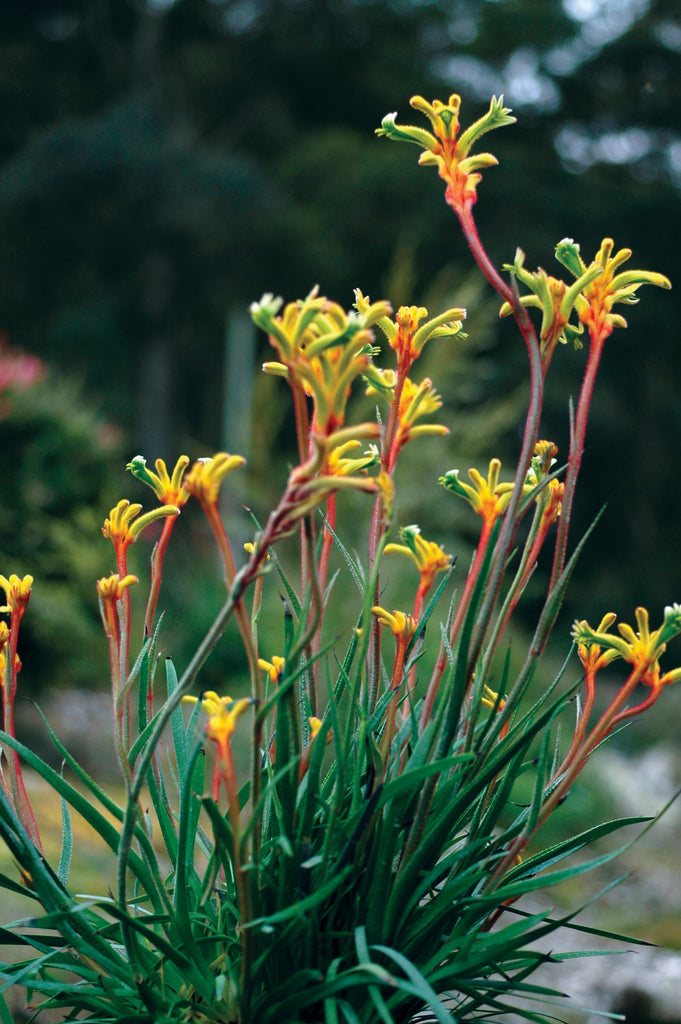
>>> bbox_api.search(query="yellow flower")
[385,525,452,595]
[371,606,418,641]
[102,500,180,550]
[399,377,444,431]
[184,453,246,507]
[572,605,681,688]
[258,655,286,684]
[244,541,270,562]
[440,458,526,527]
[182,691,251,744]
[573,613,621,674]
[355,292,465,371]
[205,697,251,747]
[0,573,33,615]
[499,247,591,362]
[251,288,387,434]
[380,376,448,456]
[377,94,516,213]
[127,455,191,507]
[375,470,395,522]
[557,237,671,342]
[96,574,139,603]
[324,440,379,477]
[480,684,505,712]
[0,621,18,690]
[308,716,323,740]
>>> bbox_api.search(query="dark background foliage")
[1,0,680,687]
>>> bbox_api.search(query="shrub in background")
[0,342,124,691]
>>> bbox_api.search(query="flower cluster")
[1,90,677,1024]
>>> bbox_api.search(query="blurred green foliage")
[0,0,680,665]
[0,368,123,688]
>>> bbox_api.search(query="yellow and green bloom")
[572,605,681,691]
[377,93,515,214]
[102,500,180,552]
[355,291,465,374]
[184,453,246,507]
[440,458,527,529]
[385,525,452,612]
[127,455,191,507]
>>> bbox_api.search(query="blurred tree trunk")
[138,248,173,459]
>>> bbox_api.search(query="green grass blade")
[56,791,73,887]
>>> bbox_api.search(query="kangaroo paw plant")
[0,93,675,1024]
